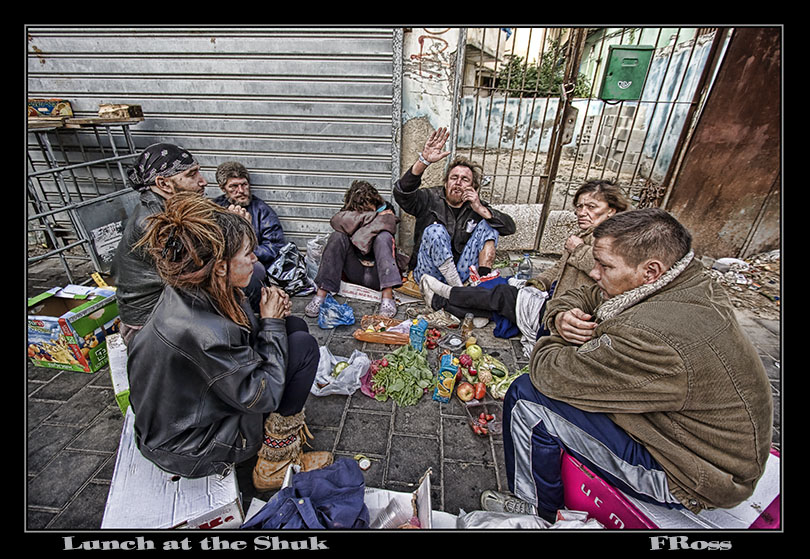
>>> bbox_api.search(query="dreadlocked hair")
[342,180,385,212]
[135,192,257,327]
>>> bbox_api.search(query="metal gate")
[453,26,724,250]
[27,26,401,280]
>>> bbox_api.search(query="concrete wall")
[398,29,462,253]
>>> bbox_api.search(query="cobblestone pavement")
[25,258,781,530]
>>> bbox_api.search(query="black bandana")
[127,143,198,190]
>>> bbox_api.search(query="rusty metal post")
[659,28,730,209]
[534,28,588,250]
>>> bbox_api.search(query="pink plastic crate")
[560,449,780,530]
[561,452,655,529]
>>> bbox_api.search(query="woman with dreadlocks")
[305,180,407,318]
[126,192,332,491]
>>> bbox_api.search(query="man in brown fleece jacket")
[482,208,773,523]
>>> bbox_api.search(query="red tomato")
[474,382,486,400]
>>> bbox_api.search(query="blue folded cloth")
[241,458,369,530]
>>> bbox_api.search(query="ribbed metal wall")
[27,26,402,248]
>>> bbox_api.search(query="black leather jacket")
[127,285,289,478]
[111,189,166,327]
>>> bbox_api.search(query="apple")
[465,344,483,361]
[456,381,475,402]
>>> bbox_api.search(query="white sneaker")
[378,297,397,318]
[305,295,325,318]
[480,490,537,515]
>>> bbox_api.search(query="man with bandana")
[111,143,208,345]
[481,209,773,524]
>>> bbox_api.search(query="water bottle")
[516,253,533,280]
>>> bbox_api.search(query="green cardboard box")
[27,285,120,373]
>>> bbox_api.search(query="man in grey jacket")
[482,208,773,523]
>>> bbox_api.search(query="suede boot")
[252,410,333,492]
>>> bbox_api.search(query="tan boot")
[252,410,333,492]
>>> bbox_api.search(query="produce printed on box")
[27,285,120,373]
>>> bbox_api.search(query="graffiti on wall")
[408,28,453,80]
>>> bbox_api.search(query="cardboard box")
[28,98,74,117]
[98,103,143,119]
[27,285,120,373]
[364,469,433,529]
[339,281,422,305]
[106,333,131,415]
[102,408,244,530]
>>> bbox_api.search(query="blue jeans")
[414,221,499,284]
[503,374,683,515]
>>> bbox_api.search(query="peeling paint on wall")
[401,28,459,129]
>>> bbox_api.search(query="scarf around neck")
[595,250,694,323]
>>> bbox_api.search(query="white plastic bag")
[305,234,329,281]
[455,509,550,529]
[455,508,604,530]
[311,346,370,396]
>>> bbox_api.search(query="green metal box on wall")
[599,45,655,101]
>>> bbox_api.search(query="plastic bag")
[456,509,551,529]
[267,242,316,296]
[305,234,329,281]
[311,346,369,396]
[455,508,603,530]
[317,293,355,329]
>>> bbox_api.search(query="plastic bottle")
[460,313,475,339]
[516,253,533,280]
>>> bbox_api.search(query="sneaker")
[378,297,397,318]
[423,310,460,328]
[480,490,537,516]
[305,295,324,318]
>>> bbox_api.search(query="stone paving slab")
[25,261,781,530]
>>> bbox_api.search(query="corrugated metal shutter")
[27,26,402,249]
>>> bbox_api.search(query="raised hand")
[420,127,451,164]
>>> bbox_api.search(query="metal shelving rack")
[27,119,142,284]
